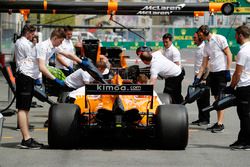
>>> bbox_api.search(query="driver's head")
[137,74,148,84]
[136,46,152,56]
[96,61,107,73]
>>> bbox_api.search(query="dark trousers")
[163,69,184,104]
[196,86,210,122]
[236,86,250,145]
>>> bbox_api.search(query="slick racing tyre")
[155,104,188,150]
[48,103,80,149]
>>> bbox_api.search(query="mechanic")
[65,61,108,89]
[14,24,44,149]
[191,31,210,126]
[36,28,93,87]
[55,26,75,76]
[160,33,185,104]
[66,61,109,102]
[138,47,182,103]
[225,25,250,150]
[31,35,43,87]
[195,25,232,133]
[36,28,106,127]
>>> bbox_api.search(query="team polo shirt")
[236,41,250,87]
[55,39,75,70]
[14,37,40,79]
[151,51,181,79]
[203,34,229,72]
[64,69,94,89]
[36,39,62,65]
[161,44,181,64]
[194,42,205,74]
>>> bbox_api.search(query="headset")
[198,25,210,36]
[136,46,152,56]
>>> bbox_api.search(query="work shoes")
[211,123,224,133]
[206,123,218,130]
[19,138,44,149]
[207,123,224,132]
[191,120,200,125]
[230,141,250,150]
[198,121,210,126]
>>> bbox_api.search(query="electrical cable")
[0,96,16,113]
[109,14,147,46]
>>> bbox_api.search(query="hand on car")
[79,57,90,70]
[67,66,74,74]
[54,78,65,87]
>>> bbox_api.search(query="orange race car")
[47,44,189,150]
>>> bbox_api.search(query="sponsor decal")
[137,4,186,15]
[96,85,142,92]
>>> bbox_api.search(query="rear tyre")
[48,103,80,149]
[155,104,188,150]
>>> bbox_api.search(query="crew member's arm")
[174,61,180,66]
[38,58,56,80]
[173,49,181,66]
[57,50,82,64]
[196,56,209,79]
[149,66,158,86]
[149,77,157,86]
[56,54,71,68]
[230,64,243,88]
[223,46,232,70]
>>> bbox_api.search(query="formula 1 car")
[48,77,188,150]
[47,45,188,150]
[47,37,214,150]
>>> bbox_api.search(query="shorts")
[16,72,35,111]
[208,71,227,96]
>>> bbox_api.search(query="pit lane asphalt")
[0,49,249,167]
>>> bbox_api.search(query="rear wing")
[85,84,154,108]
